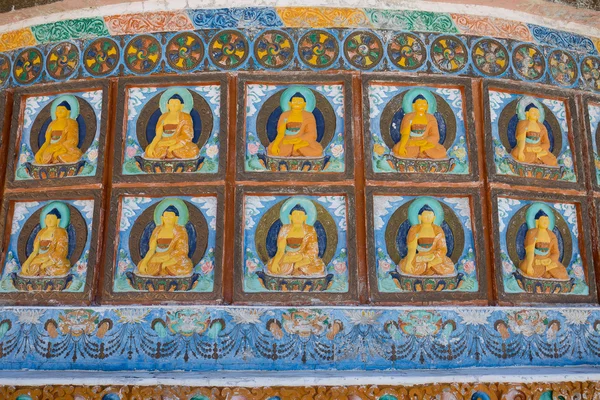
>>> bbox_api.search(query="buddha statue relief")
[144,92,200,160]
[511,98,558,167]
[137,204,193,277]
[399,200,455,277]
[267,197,326,278]
[519,205,568,280]
[267,86,323,159]
[34,98,83,165]
[20,202,71,278]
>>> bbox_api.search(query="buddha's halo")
[407,196,444,226]
[401,88,437,114]
[50,94,80,120]
[526,202,556,230]
[153,198,190,226]
[40,201,71,229]
[280,85,316,113]
[159,87,194,113]
[517,95,545,123]
[279,196,318,226]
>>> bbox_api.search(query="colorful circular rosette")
[47,42,79,80]
[13,47,43,85]
[83,38,120,76]
[431,36,467,73]
[548,50,577,86]
[512,44,545,81]
[298,30,339,69]
[124,35,162,74]
[166,32,204,71]
[472,38,509,76]
[387,33,426,71]
[343,31,383,70]
[581,56,600,91]
[254,30,294,69]
[0,54,10,87]
[209,30,249,69]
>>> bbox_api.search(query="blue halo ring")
[159,87,194,113]
[280,86,316,113]
[279,196,317,226]
[517,95,545,123]
[51,95,79,120]
[153,198,190,226]
[40,201,71,229]
[526,202,555,230]
[401,88,437,114]
[407,196,444,226]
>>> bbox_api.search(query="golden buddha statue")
[267,90,323,158]
[267,198,325,277]
[145,94,200,160]
[511,104,558,166]
[519,209,568,280]
[392,96,448,160]
[137,205,193,277]
[21,207,71,277]
[34,103,83,165]
[399,204,455,276]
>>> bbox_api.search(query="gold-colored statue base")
[135,156,204,174]
[256,271,333,292]
[390,270,463,292]
[385,154,455,173]
[258,154,330,172]
[11,272,73,292]
[126,271,199,292]
[506,157,564,180]
[24,160,86,179]
[512,270,574,294]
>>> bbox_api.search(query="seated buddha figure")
[399,205,455,276]
[144,95,200,160]
[34,103,83,165]
[21,208,70,277]
[511,105,558,166]
[267,201,326,277]
[392,96,448,160]
[519,210,568,280]
[137,205,193,276]
[267,93,324,158]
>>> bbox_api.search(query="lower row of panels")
[0,186,597,305]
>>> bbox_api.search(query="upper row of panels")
[1,74,600,189]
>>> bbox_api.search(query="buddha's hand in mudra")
[416,254,435,263]
[536,258,552,266]
[282,253,303,263]
[411,139,429,147]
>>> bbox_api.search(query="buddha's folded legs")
[422,144,448,159]
[169,144,200,160]
[56,148,83,163]
[293,143,324,157]
[543,264,569,280]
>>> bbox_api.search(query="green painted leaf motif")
[365,9,458,33]
[31,18,109,44]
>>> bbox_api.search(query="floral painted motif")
[30,18,109,43]
[471,38,509,76]
[277,8,370,28]
[166,309,211,336]
[208,30,249,69]
[298,30,339,69]
[528,24,596,54]
[387,33,426,71]
[165,32,204,72]
[548,50,577,86]
[581,56,600,91]
[366,9,457,33]
[46,42,79,80]
[188,7,283,29]
[450,15,533,41]
[253,30,294,69]
[512,44,546,81]
[343,31,383,70]
[83,38,120,77]
[13,47,43,85]
[431,36,467,73]
[0,28,37,52]
[124,35,162,74]
[104,12,194,35]
[57,310,99,337]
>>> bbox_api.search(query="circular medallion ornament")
[343,31,383,70]
[124,35,162,74]
[430,36,467,73]
[472,38,509,76]
[548,50,577,86]
[83,38,120,76]
[166,32,204,71]
[0,54,11,87]
[298,30,339,69]
[209,30,249,70]
[581,56,600,91]
[254,30,294,69]
[387,33,426,71]
[512,44,546,81]
[13,47,43,85]
[46,42,79,80]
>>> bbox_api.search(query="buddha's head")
[289,205,308,226]
[412,96,429,115]
[167,95,184,113]
[289,94,307,112]
[535,210,550,230]
[54,105,69,120]
[161,205,180,227]
[418,205,436,225]
[45,208,62,228]
[525,105,541,122]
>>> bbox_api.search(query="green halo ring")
[40,201,71,229]
[51,95,80,120]
[280,196,318,226]
[153,198,190,226]
[517,95,545,123]
[280,85,316,113]
[159,87,194,113]
[407,196,444,226]
[401,88,437,114]
[526,202,555,230]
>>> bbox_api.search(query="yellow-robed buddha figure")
[518,204,569,280]
[267,197,326,277]
[399,198,456,276]
[144,90,200,160]
[137,200,193,277]
[510,98,558,167]
[267,86,324,158]
[34,97,83,165]
[21,202,71,277]
[392,91,448,160]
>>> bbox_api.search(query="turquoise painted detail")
[31,18,109,44]
[188,7,283,29]
[365,9,458,33]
